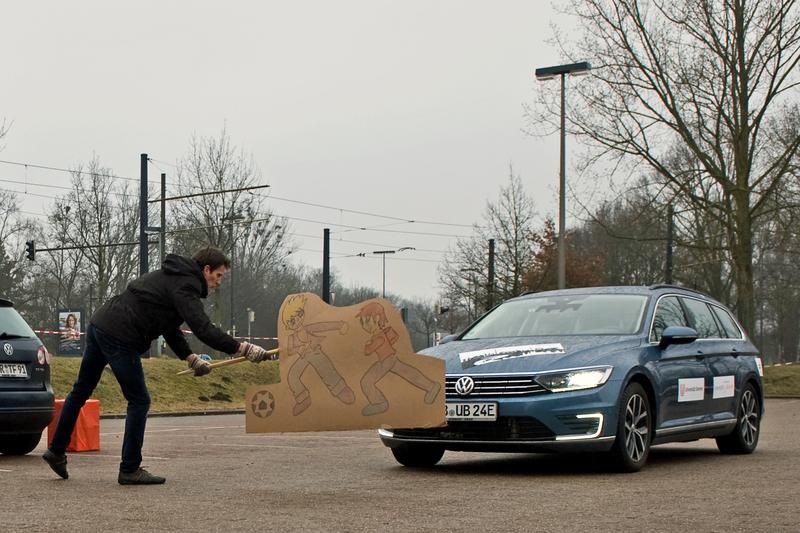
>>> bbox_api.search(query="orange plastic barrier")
[47,399,100,452]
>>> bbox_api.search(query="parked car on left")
[0,298,55,455]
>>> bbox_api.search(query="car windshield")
[0,307,36,339]
[462,293,649,339]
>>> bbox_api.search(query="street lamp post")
[222,213,245,335]
[535,61,592,289]
[372,247,414,298]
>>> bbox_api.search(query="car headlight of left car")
[536,366,612,392]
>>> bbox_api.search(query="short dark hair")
[192,246,231,270]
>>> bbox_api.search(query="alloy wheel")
[624,393,649,462]
[739,389,759,447]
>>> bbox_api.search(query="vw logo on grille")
[454,376,475,396]
[2,343,12,356]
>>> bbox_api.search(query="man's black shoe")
[118,468,166,485]
[42,449,69,479]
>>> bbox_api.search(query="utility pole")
[665,204,674,284]
[487,238,495,310]
[159,173,166,264]
[322,228,330,303]
[222,213,245,336]
[140,153,150,357]
[230,221,235,335]
[139,153,148,276]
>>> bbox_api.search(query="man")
[43,246,273,485]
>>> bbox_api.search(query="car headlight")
[536,367,612,392]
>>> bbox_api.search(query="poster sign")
[246,293,446,433]
[57,309,83,356]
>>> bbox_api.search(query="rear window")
[711,305,743,339]
[682,298,722,339]
[0,307,37,339]
[462,294,648,339]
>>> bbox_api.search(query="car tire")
[608,382,651,473]
[390,444,444,467]
[0,432,43,456]
[716,382,760,455]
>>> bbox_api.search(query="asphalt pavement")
[1,399,798,532]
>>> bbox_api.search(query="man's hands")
[237,341,276,363]
[186,353,212,376]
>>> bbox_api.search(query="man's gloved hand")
[186,353,212,376]
[237,341,275,363]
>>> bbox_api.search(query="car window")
[461,294,648,339]
[711,305,743,339]
[0,307,37,338]
[650,296,688,343]
[681,298,722,338]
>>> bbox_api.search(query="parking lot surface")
[1,399,798,532]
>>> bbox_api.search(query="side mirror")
[439,334,459,345]
[659,326,698,349]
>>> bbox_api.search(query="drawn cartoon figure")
[282,294,356,416]
[357,302,441,416]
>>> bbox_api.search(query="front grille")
[446,374,547,397]
[393,416,555,441]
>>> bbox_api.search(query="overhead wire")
[2,157,472,229]
[292,231,445,254]
[254,192,473,228]
[2,158,475,249]
[0,158,152,184]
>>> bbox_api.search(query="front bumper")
[380,380,622,453]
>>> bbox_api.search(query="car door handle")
[731,348,739,357]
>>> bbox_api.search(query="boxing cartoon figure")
[282,294,355,416]
[357,301,441,416]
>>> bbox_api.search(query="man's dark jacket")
[91,254,239,359]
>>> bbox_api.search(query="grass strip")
[50,357,279,415]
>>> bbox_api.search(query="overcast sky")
[1,1,577,301]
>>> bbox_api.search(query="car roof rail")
[648,284,711,298]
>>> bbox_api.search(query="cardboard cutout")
[246,293,446,432]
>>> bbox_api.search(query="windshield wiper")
[0,332,29,339]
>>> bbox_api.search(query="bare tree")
[403,298,439,350]
[0,190,34,300]
[39,202,83,309]
[171,129,290,333]
[439,168,537,315]
[59,159,140,303]
[537,0,800,332]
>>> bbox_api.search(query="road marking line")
[243,434,376,441]
[0,468,13,472]
[101,425,244,436]
[71,453,168,460]
[208,443,300,450]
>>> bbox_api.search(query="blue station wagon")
[379,285,764,472]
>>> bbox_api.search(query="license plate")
[446,402,497,421]
[0,363,28,378]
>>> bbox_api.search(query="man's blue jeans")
[50,324,151,473]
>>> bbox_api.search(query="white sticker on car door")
[712,375,735,399]
[678,378,705,402]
